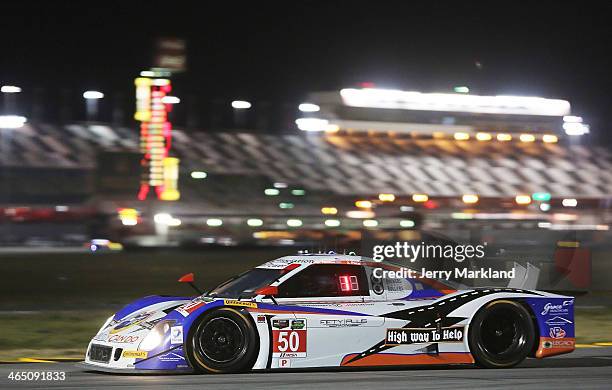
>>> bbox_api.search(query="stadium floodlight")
[298,103,320,112]
[0,115,27,129]
[83,90,104,99]
[295,117,331,132]
[231,100,251,109]
[1,85,21,93]
[161,96,180,104]
[340,88,571,116]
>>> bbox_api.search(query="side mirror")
[178,273,203,294]
[255,285,278,296]
[178,273,195,283]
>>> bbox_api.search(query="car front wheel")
[186,307,259,374]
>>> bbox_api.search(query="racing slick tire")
[468,300,535,368]
[186,307,259,374]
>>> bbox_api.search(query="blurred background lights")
[206,218,223,226]
[519,134,535,142]
[363,219,378,227]
[562,198,578,207]
[400,219,415,228]
[264,188,280,196]
[1,85,21,93]
[321,207,338,215]
[454,132,470,140]
[161,96,180,104]
[378,193,395,202]
[298,103,320,112]
[355,200,373,208]
[231,100,251,109]
[412,194,428,202]
[83,90,104,99]
[246,218,263,227]
[462,194,479,204]
[324,219,341,227]
[497,133,512,141]
[515,195,532,205]
[453,86,470,93]
[286,219,303,227]
[476,132,492,141]
[190,171,207,179]
[542,134,558,143]
[0,115,27,128]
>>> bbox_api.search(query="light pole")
[231,100,251,129]
[83,90,104,122]
[0,115,26,243]
[1,85,21,114]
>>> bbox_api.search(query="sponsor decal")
[176,300,206,317]
[291,319,306,330]
[273,319,307,358]
[272,319,290,329]
[545,316,573,326]
[541,300,573,316]
[110,312,153,334]
[107,335,140,343]
[385,327,465,345]
[158,352,185,362]
[278,358,291,368]
[319,318,368,328]
[549,327,566,339]
[122,350,148,359]
[170,326,183,344]
[257,315,266,323]
[223,299,257,308]
[542,338,574,349]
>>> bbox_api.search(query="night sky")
[1,1,610,139]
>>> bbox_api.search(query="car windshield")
[206,268,283,299]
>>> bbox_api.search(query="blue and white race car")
[82,254,575,373]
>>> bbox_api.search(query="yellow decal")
[223,299,257,308]
[122,350,148,359]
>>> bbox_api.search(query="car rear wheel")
[468,300,535,368]
[186,307,259,373]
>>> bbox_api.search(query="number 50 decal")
[272,320,307,358]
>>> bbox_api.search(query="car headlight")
[139,321,171,351]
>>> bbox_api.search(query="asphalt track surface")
[1,347,612,389]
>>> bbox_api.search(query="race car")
[82,253,575,373]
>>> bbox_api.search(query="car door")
[273,264,386,367]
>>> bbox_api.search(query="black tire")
[468,300,535,368]
[185,307,259,374]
